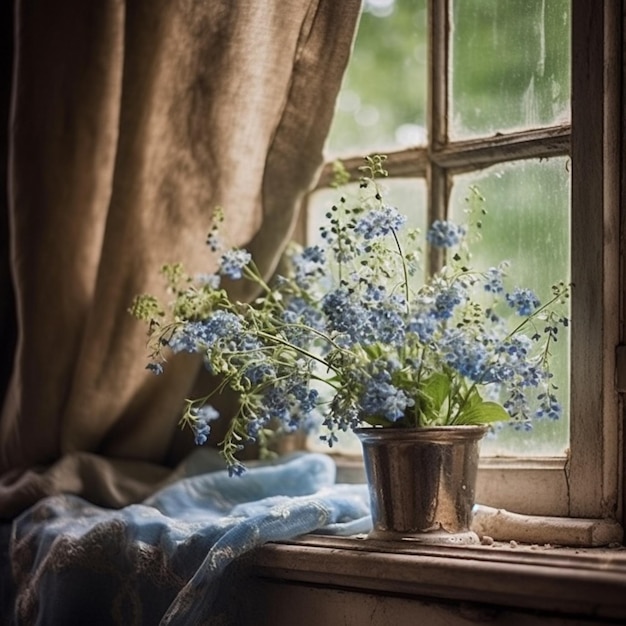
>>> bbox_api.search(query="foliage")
[130,156,570,475]
[328,0,570,152]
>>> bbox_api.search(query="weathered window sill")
[248,535,626,622]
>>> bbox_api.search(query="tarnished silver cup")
[355,425,488,544]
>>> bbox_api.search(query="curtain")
[0,0,361,519]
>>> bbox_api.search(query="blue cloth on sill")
[10,452,371,625]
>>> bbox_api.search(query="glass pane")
[307,178,428,454]
[307,177,427,253]
[450,0,571,139]
[449,158,571,456]
[325,0,428,156]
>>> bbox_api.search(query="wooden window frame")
[249,5,624,618]
[307,0,623,526]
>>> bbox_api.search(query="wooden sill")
[249,535,626,622]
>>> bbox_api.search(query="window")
[303,0,622,523]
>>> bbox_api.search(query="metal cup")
[355,425,488,544]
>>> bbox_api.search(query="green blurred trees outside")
[327,0,570,153]
[326,0,427,155]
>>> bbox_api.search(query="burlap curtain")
[0,0,361,519]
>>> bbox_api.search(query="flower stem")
[391,228,410,316]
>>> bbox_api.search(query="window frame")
[305,0,623,523]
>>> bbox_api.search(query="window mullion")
[426,163,447,275]
[428,0,448,149]
[427,0,450,275]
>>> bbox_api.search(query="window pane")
[450,0,571,139]
[449,158,571,456]
[307,178,428,454]
[307,177,427,249]
[325,0,428,156]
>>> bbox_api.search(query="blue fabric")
[9,452,371,625]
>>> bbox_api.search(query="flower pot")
[355,425,488,544]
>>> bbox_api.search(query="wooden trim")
[250,537,626,620]
[315,148,429,188]
[569,0,621,518]
[476,459,570,516]
[472,504,623,547]
[316,126,570,188]
[431,125,570,172]
[426,162,447,274]
[600,0,622,522]
[428,0,448,149]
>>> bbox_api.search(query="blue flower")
[190,404,220,445]
[282,297,325,343]
[506,288,541,316]
[325,398,361,434]
[292,245,326,287]
[365,284,386,302]
[168,323,202,353]
[228,462,246,477]
[483,267,504,293]
[498,335,532,359]
[536,392,562,420]
[322,288,371,344]
[219,249,252,280]
[256,378,319,433]
[359,367,414,422]
[354,204,407,240]
[426,220,466,248]
[194,423,210,445]
[134,168,570,471]
[168,311,244,354]
[243,361,276,385]
[368,303,406,345]
[432,284,464,320]
[439,328,489,382]
[146,362,164,375]
[503,388,532,421]
[407,309,438,342]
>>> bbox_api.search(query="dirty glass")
[449,0,571,139]
[325,0,428,156]
[449,158,571,456]
[307,177,427,253]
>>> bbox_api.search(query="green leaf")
[361,414,394,427]
[457,401,510,425]
[421,372,451,412]
[465,386,483,408]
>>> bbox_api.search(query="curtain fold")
[0,0,361,519]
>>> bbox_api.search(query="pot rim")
[354,424,489,443]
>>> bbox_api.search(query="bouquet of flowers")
[131,156,570,476]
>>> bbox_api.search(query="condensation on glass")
[325,0,428,156]
[449,157,571,456]
[449,0,571,139]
